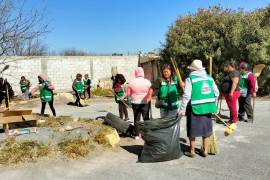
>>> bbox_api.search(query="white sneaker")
[134,136,140,140]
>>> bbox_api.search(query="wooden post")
[209,56,213,76]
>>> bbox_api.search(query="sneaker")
[134,136,140,140]
[124,118,130,121]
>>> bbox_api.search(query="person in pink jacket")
[127,67,153,139]
[30,74,56,116]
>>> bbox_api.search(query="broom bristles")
[208,130,219,154]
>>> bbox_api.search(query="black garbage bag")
[104,112,134,136]
[138,116,182,162]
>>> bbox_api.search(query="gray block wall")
[0,56,138,94]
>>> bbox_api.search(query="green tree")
[161,5,270,95]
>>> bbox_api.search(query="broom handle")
[209,56,213,76]
[170,57,183,83]
[214,114,230,128]
[252,97,255,123]
[6,84,10,111]
[218,95,222,114]
[121,99,130,109]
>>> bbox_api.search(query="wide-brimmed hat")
[187,59,205,70]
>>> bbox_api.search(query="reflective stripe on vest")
[191,98,216,105]
[190,75,217,114]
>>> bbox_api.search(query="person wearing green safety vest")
[72,73,85,107]
[113,74,129,120]
[152,64,185,118]
[178,60,219,158]
[84,74,91,99]
[238,62,256,122]
[29,74,56,116]
[19,76,30,100]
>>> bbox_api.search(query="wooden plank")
[2,110,32,117]
[0,115,36,124]
[0,116,23,124]
[22,115,36,121]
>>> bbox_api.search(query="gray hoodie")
[180,69,219,111]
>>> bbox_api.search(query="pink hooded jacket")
[127,67,151,104]
[31,74,55,93]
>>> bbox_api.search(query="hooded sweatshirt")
[31,74,54,94]
[127,67,151,104]
[180,69,219,110]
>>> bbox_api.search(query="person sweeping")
[72,73,85,107]
[238,62,256,122]
[84,74,91,99]
[29,74,56,116]
[178,60,219,158]
[19,76,30,100]
[113,74,129,121]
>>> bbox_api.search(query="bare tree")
[0,0,48,58]
[15,37,48,56]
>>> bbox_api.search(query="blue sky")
[24,0,270,54]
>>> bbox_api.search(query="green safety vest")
[159,76,181,111]
[190,75,217,115]
[239,72,252,96]
[74,80,85,95]
[39,80,53,102]
[114,83,125,103]
[20,80,27,93]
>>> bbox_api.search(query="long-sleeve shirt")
[180,70,220,111]
[127,77,151,104]
[247,73,256,94]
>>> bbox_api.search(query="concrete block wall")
[0,56,139,94]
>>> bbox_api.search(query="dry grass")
[37,116,76,127]
[36,115,98,128]
[94,125,114,146]
[0,117,115,165]
[0,138,51,165]
[92,88,114,97]
[58,139,91,159]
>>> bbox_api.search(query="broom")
[252,64,266,123]
[208,126,219,154]
[207,56,219,154]
[170,58,184,89]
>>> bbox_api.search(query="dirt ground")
[0,94,270,180]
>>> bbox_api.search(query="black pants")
[118,101,128,119]
[85,87,91,98]
[41,100,56,116]
[0,96,8,108]
[238,95,253,119]
[74,92,82,106]
[132,103,150,136]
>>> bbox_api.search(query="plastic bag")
[138,116,182,162]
